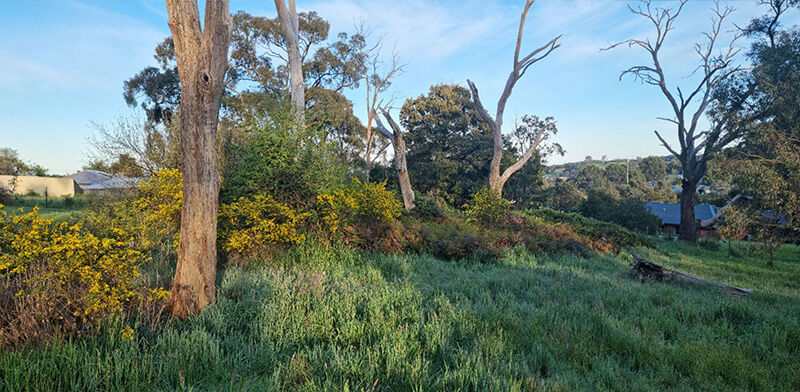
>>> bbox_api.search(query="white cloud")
[306,0,517,65]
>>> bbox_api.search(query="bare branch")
[654,130,680,158]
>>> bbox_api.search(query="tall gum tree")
[467,0,561,195]
[274,0,305,122]
[604,0,746,242]
[165,0,232,318]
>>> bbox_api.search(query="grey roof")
[644,202,719,226]
[70,170,112,186]
[81,176,143,190]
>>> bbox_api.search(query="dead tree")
[375,110,415,210]
[165,0,232,318]
[604,0,745,242]
[360,31,404,182]
[466,0,561,195]
[274,0,304,122]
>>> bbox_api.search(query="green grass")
[1,239,799,391]
[2,206,86,222]
[2,195,92,222]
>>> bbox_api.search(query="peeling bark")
[165,0,232,319]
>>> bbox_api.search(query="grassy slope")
[1,240,799,391]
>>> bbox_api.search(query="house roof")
[70,170,112,186]
[644,202,719,226]
[80,175,142,190]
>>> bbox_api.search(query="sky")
[1,0,796,175]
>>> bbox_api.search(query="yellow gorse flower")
[218,194,309,255]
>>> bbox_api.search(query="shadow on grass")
[2,243,799,391]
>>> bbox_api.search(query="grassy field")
[2,196,90,222]
[1,239,799,391]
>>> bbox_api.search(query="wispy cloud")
[306,0,516,64]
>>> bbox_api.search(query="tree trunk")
[679,179,698,242]
[274,0,304,123]
[381,111,415,210]
[165,0,232,319]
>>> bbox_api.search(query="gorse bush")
[218,194,309,257]
[0,205,167,348]
[464,187,511,225]
[134,168,182,249]
[316,178,401,233]
[83,169,182,256]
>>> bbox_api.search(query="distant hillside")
[544,155,681,180]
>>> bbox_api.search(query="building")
[0,175,81,197]
[69,170,142,195]
[644,201,720,237]
[70,170,113,190]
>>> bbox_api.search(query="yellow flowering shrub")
[464,187,511,225]
[316,178,401,233]
[134,168,182,250]
[0,205,160,347]
[80,168,182,256]
[218,194,309,255]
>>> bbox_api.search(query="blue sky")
[1,0,794,175]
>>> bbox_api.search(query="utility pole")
[626,159,629,185]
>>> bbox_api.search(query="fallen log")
[630,252,753,296]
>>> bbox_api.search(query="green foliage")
[221,112,346,207]
[640,156,668,182]
[698,238,721,251]
[463,188,511,225]
[0,148,45,176]
[0,184,12,206]
[544,181,585,212]
[401,84,493,207]
[218,194,309,256]
[573,164,609,192]
[580,190,661,234]
[410,194,447,220]
[528,207,652,249]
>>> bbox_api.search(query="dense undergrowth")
[1,240,798,391]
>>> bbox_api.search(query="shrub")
[220,114,346,207]
[464,187,511,225]
[527,208,652,250]
[410,220,497,262]
[134,168,182,248]
[698,238,721,251]
[316,178,401,233]
[0,184,13,205]
[0,205,166,348]
[218,194,309,257]
[84,169,182,257]
[411,194,447,220]
[579,190,661,234]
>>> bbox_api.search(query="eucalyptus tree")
[605,0,746,242]
[165,0,232,318]
[466,0,562,195]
